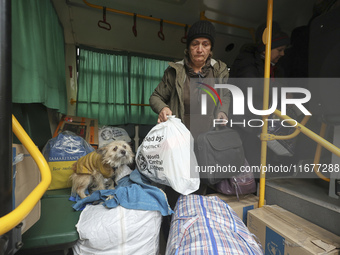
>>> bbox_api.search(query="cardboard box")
[207,193,262,225]
[13,144,41,234]
[247,205,340,255]
[53,115,99,149]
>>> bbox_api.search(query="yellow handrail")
[259,115,310,141]
[82,0,255,40]
[259,106,340,207]
[273,110,340,158]
[261,113,331,181]
[0,115,51,236]
[258,0,273,208]
[82,0,188,27]
[313,123,330,182]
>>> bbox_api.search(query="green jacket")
[149,58,231,123]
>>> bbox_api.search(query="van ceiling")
[52,0,315,61]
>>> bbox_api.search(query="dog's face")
[98,140,134,168]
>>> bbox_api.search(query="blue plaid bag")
[165,194,263,255]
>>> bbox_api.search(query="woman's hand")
[216,112,228,126]
[158,107,172,123]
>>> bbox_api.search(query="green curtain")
[129,56,169,124]
[77,48,170,125]
[77,48,129,125]
[12,0,67,114]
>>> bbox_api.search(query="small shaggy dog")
[70,140,134,199]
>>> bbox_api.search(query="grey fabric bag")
[196,127,245,185]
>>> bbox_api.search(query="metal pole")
[0,0,12,217]
[0,0,13,253]
[258,0,273,208]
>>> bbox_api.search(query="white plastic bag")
[73,205,162,255]
[136,116,200,195]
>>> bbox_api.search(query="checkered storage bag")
[165,195,263,255]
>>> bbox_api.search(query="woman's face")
[270,45,286,63]
[188,38,212,70]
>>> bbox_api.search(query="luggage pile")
[68,120,263,254]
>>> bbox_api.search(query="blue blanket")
[70,169,174,216]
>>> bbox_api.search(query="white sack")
[99,126,131,148]
[73,205,162,255]
[136,116,200,195]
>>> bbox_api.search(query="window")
[77,47,172,125]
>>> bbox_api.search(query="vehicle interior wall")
[52,0,315,68]
[43,0,339,169]
[52,0,316,123]
[40,0,318,155]
[5,2,340,253]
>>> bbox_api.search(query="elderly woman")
[149,20,231,213]
[149,20,231,140]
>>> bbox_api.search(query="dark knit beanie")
[187,20,216,49]
[256,21,290,52]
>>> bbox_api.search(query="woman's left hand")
[217,112,228,126]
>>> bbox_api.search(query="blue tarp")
[70,169,174,216]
